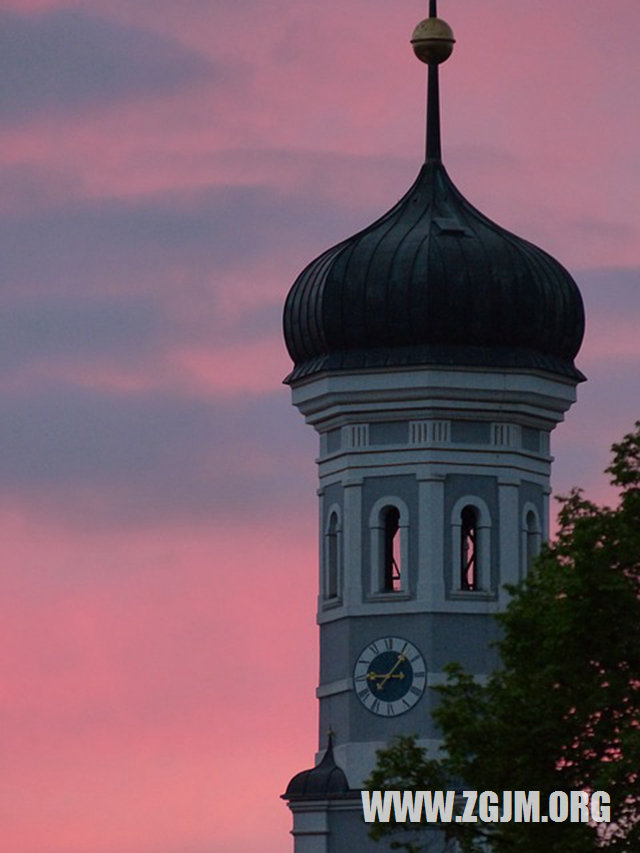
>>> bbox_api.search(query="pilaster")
[418,475,445,605]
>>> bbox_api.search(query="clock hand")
[366,672,405,681]
[376,652,407,690]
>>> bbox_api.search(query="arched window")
[326,511,340,598]
[450,497,491,595]
[460,505,478,591]
[383,506,402,592]
[524,508,541,572]
[368,498,409,596]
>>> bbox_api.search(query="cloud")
[0,181,355,295]
[0,176,354,405]
[0,161,83,213]
[0,9,215,121]
[0,382,314,528]
[0,171,368,406]
[580,268,640,329]
[3,294,165,371]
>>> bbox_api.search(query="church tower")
[281,3,585,850]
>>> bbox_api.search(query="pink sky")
[1,2,639,851]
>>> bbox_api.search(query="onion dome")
[283,3,584,385]
[282,734,357,802]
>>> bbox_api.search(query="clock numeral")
[402,698,411,709]
[384,638,393,650]
[371,700,380,714]
[414,672,426,679]
[358,688,369,700]
[386,703,395,716]
[368,642,379,655]
[400,642,408,655]
[410,686,423,697]
[355,674,367,682]
[410,654,421,663]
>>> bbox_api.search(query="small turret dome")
[282,736,356,802]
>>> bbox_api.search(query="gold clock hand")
[377,652,406,690]
[374,673,405,691]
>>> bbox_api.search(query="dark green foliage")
[366,736,452,852]
[367,424,640,851]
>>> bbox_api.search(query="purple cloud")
[0,9,217,121]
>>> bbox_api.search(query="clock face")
[353,636,426,717]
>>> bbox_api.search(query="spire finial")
[410,2,455,162]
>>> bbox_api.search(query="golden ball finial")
[411,17,455,65]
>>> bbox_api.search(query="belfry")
[281,2,585,850]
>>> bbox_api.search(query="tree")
[366,424,640,852]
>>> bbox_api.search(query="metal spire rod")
[426,0,441,162]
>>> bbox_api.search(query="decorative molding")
[492,422,521,447]
[410,419,450,445]
[316,597,506,622]
[342,423,369,449]
[316,678,352,698]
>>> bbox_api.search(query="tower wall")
[292,364,576,787]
